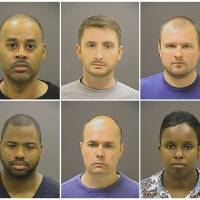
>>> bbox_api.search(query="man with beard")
[61,115,139,198]
[141,16,200,99]
[0,13,59,99]
[0,114,59,198]
[61,15,138,99]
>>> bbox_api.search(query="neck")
[81,171,119,189]
[164,70,197,88]
[82,72,116,90]
[0,76,48,99]
[163,169,198,197]
[1,170,43,198]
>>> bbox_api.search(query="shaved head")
[82,115,123,143]
[0,13,44,40]
[158,16,200,45]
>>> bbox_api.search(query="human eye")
[104,42,114,49]
[87,142,98,148]
[25,143,36,150]
[182,43,192,49]
[165,44,176,49]
[166,143,175,150]
[26,43,36,51]
[103,143,114,149]
[7,143,16,149]
[184,144,193,150]
[7,42,17,50]
[86,42,96,48]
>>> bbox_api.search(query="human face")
[159,123,200,179]
[0,17,46,83]
[158,22,200,79]
[76,27,123,78]
[0,124,42,178]
[80,117,124,177]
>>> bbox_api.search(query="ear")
[42,43,47,60]
[119,142,125,158]
[157,42,161,57]
[158,145,161,151]
[198,145,200,158]
[117,45,124,61]
[75,43,82,60]
[80,141,84,156]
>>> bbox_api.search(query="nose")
[175,46,183,59]
[96,145,104,159]
[15,146,25,159]
[95,47,103,60]
[15,46,27,60]
[174,147,184,160]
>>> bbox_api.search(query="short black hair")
[1,114,42,143]
[0,13,44,40]
[159,111,200,145]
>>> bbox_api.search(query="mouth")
[92,63,106,68]
[171,163,186,169]
[11,62,29,73]
[11,162,28,170]
[92,162,107,166]
[172,62,185,65]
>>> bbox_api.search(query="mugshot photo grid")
[0,1,200,199]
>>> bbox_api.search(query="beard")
[163,64,196,79]
[0,157,40,179]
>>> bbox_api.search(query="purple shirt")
[141,73,200,99]
[61,172,139,198]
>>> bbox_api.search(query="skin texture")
[158,19,200,88]
[0,16,47,98]
[0,124,43,197]
[80,116,124,188]
[76,27,124,89]
[159,123,200,197]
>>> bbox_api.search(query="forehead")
[83,118,120,142]
[162,123,198,143]
[2,124,40,143]
[161,21,198,42]
[0,17,42,41]
[81,27,118,43]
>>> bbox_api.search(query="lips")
[11,62,29,72]
[92,162,107,166]
[171,163,186,169]
[11,162,28,170]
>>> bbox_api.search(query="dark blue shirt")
[0,175,59,198]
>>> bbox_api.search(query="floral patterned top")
[141,169,200,198]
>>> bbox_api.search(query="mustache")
[90,60,107,66]
[10,61,30,69]
[10,160,29,166]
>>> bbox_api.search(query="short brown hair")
[158,16,200,45]
[78,15,122,45]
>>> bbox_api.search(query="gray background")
[61,2,139,90]
[141,101,200,179]
[141,2,200,78]
[0,2,59,86]
[0,101,59,182]
[61,101,139,183]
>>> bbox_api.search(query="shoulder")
[61,174,81,197]
[36,176,59,198]
[141,171,162,198]
[116,81,139,99]
[62,80,81,91]
[39,81,60,99]
[111,173,139,198]
[141,73,163,84]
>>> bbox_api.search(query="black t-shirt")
[0,80,60,99]
[0,175,59,198]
